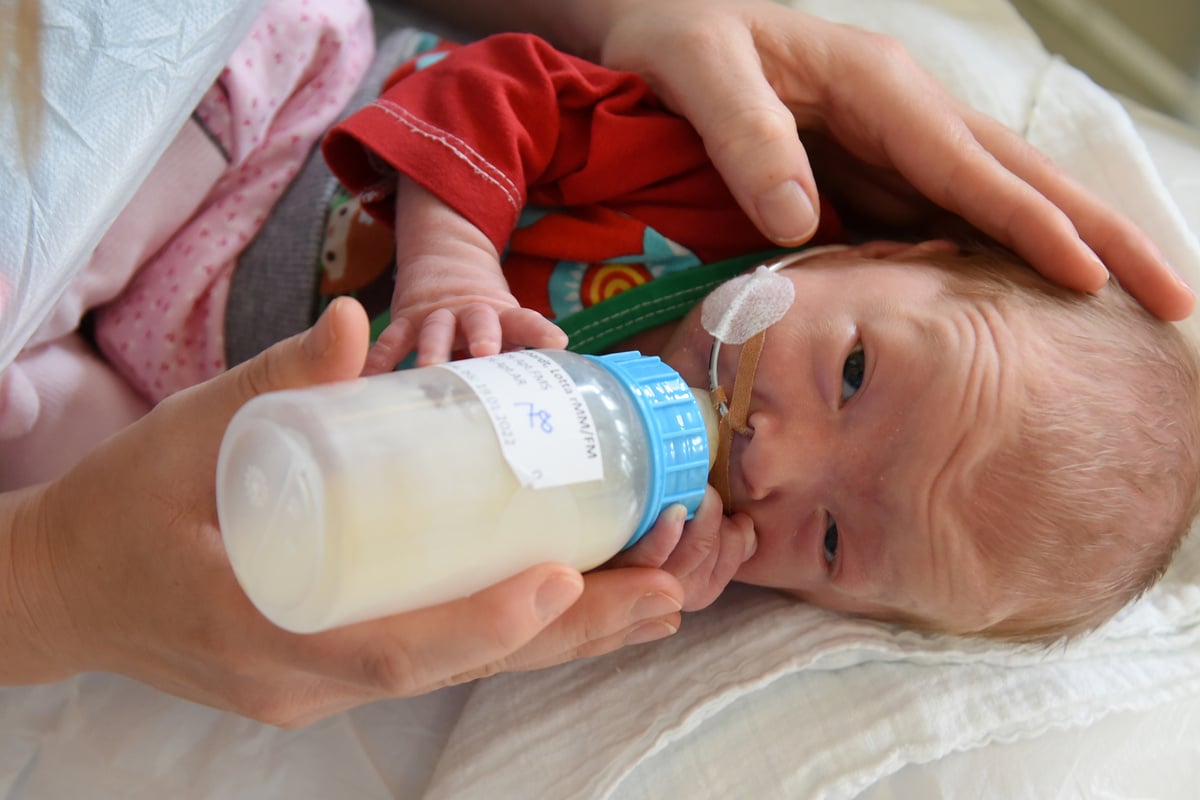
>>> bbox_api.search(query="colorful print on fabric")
[545,222,701,320]
[318,186,396,339]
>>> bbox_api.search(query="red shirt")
[324,33,842,320]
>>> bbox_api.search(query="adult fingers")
[481,567,686,674]
[294,563,586,696]
[826,58,1111,292]
[172,296,370,432]
[623,23,820,245]
[964,108,1195,319]
[825,48,1190,319]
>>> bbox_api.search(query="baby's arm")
[364,177,567,373]
[328,32,763,374]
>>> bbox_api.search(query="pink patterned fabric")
[95,0,373,402]
[0,116,224,489]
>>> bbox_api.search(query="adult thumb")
[195,297,371,424]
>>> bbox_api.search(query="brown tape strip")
[711,330,766,513]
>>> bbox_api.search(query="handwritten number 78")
[515,402,554,433]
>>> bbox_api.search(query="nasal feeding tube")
[702,245,851,510]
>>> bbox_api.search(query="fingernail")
[535,573,584,623]
[630,591,682,623]
[624,619,678,646]
[303,301,338,360]
[755,181,817,244]
[697,485,720,517]
[1082,246,1110,287]
[742,521,758,561]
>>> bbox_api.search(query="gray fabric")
[223,28,426,367]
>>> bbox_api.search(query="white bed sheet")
[3,1,1200,799]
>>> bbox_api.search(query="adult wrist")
[0,481,83,684]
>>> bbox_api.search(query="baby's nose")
[738,409,830,501]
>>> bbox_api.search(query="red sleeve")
[322,34,635,251]
[323,33,838,261]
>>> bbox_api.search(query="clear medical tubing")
[216,349,715,633]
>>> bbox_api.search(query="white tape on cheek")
[701,265,796,344]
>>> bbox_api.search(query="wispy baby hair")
[934,247,1200,644]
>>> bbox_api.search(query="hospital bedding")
[3,0,1200,797]
[0,0,262,374]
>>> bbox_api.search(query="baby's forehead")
[767,258,995,351]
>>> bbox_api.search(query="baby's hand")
[367,284,568,373]
[607,487,756,612]
[362,177,568,374]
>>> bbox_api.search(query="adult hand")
[591,0,1194,320]
[4,298,682,725]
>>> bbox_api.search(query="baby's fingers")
[459,302,567,359]
[458,303,505,358]
[416,308,462,366]
[606,504,689,571]
[363,317,417,376]
[497,307,569,352]
[604,489,752,608]
[655,488,756,612]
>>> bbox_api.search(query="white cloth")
[0,0,265,373]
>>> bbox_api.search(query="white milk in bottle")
[216,350,715,633]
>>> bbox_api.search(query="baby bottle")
[216,349,716,633]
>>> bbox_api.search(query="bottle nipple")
[691,387,719,470]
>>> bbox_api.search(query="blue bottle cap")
[588,351,713,548]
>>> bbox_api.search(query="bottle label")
[440,352,604,489]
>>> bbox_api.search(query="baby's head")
[666,242,1200,643]
[931,250,1200,641]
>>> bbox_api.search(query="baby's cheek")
[729,552,800,592]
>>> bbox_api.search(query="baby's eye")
[823,514,839,566]
[841,343,865,403]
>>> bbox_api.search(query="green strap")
[560,248,797,355]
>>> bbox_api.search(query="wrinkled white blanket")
[417,2,1200,798]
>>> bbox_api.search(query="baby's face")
[663,251,1030,632]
